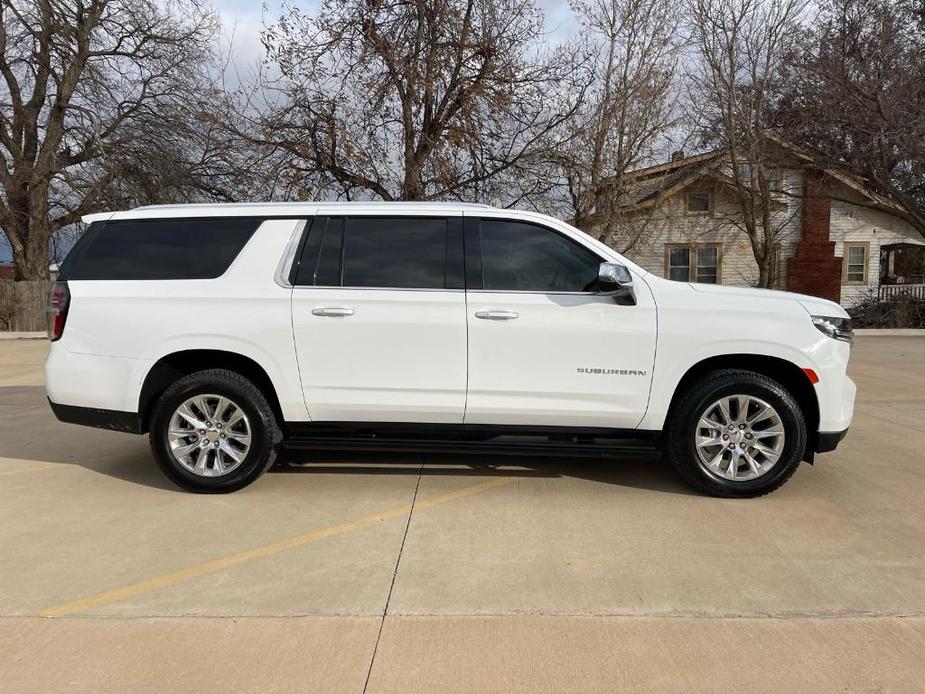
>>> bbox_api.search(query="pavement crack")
[361,455,424,694]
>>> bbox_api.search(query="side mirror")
[596,262,636,305]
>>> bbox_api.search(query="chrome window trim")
[467,289,606,297]
[291,285,463,293]
[292,286,609,297]
[274,219,309,288]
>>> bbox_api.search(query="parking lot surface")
[1,336,924,693]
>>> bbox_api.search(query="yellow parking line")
[0,463,58,477]
[38,476,515,618]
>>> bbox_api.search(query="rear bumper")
[48,399,142,434]
[45,342,151,414]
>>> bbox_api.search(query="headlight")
[811,315,853,344]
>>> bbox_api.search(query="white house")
[599,143,925,308]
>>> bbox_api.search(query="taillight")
[48,281,70,341]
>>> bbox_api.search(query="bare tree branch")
[686,0,809,287]
[0,0,222,279]
[228,0,585,203]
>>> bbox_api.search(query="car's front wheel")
[149,369,282,493]
[665,370,807,498]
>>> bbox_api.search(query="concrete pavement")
[1,336,923,692]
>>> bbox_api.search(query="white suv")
[45,202,855,496]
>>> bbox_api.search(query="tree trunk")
[757,265,770,288]
[11,227,50,281]
[756,252,773,289]
[402,158,426,201]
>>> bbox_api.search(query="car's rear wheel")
[149,369,282,493]
[665,370,807,498]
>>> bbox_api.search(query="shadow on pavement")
[272,449,695,496]
[0,385,694,496]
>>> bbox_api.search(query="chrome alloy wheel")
[694,395,785,481]
[167,394,251,477]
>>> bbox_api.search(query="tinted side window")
[341,217,447,289]
[55,221,103,280]
[64,218,260,280]
[479,220,601,292]
[315,218,344,287]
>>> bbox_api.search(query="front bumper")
[815,428,849,453]
[817,374,856,433]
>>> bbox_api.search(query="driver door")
[463,217,657,429]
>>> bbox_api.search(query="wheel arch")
[139,349,285,434]
[663,354,820,458]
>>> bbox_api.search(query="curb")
[0,332,46,340]
[854,329,925,336]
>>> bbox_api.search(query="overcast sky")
[213,0,579,69]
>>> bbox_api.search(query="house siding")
[609,170,803,290]
[829,196,924,306]
[604,166,924,308]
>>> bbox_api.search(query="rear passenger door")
[290,214,467,423]
[464,217,657,429]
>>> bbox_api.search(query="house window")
[696,246,718,283]
[686,191,712,215]
[768,169,785,193]
[735,163,752,183]
[665,244,721,283]
[843,242,869,284]
[667,247,691,281]
[735,164,784,193]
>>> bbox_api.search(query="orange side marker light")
[803,368,820,384]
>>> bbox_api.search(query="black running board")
[282,436,661,459]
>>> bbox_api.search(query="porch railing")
[879,283,925,301]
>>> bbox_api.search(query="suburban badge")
[576,368,647,376]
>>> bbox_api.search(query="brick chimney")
[786,172,842,303]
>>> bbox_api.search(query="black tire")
[149,369,282,493]
[665,369,807,498]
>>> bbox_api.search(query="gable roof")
[597,150,725,214]
[762,132,908,216]
[620,150,724,182]
[612,134,911,219]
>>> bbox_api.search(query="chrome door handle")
[474,310,519,320]
[311,307,355,317]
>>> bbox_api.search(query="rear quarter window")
[60,218,261,281]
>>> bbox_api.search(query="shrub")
[848,289,925,328]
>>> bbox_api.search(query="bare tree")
[244,0,584,203]
[0,0,218,280]
[687,0,808,287]
[547,0,681,251]
[774,0,925,236]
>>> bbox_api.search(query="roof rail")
[133,200,493,210]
